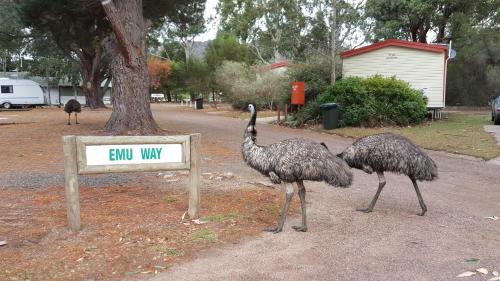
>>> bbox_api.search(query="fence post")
[62,135,81,231]
[284,104,288,121]
[277,103,281,122]
[188,134,201,218]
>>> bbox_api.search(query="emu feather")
[338,133,438,215]
[64,99,81,125]
[242,104,352,233]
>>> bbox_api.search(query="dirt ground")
[0,106,295,281]
[1,104,500,281]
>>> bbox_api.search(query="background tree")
[204,33,253,67]
[18,0,111,108]
[218,0,307,63]
[160,60,186,102]
[98,0,206,134]
[148,58,171,90]
[0,0,30,73]
[162,0,206,64]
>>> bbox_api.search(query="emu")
[242,104,353,233]
[338,133,438,216]
[64,99,81,125]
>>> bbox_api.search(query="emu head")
[248,103,256,115]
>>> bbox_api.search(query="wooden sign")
[63,134,201,231]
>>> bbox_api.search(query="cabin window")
[1,85,13,94]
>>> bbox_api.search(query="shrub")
[287,57,331,103]
[215,61,288,109]
[288,100,321,127]
[317,77,377,126]
[300,75,428,127]
[364,75,428,125]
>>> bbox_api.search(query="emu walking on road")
[338,133,438,216]
[242,104,353,233]
[64,99,81,125]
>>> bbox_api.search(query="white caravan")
[0,78,45,109]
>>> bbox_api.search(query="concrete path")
[145,105,500,281]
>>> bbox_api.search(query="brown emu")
[338,133,438,216]
[64,99,81,125]
[242,104,353,233]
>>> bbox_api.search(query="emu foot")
[263,225,282,234]
[76,122,80,125]
[67,123,71,125]
[291,225,307,232]
[356,207,373,213]
[417,209,427,216]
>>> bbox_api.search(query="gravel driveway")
[145,105,500,281]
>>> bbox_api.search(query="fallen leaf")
[485,216,498,221]
[493,271,499,276]
[465,258,480,265]
[180,211,187,223]
[0,240,6,246]
[192,219,207,225]
[154,265,166,269]
[476,268,488,274]
[488,277,500,281]
[457,271,476,277]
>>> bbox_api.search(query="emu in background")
[242,104,353,233]
[338,133,438,216]
[64,99,81,125]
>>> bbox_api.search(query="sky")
[198,0,219,41]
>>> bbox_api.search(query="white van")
[0,78,45,109]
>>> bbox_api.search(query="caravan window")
[1,85,13,94]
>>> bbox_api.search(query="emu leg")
[264,183,294,234]
[292,181,307,232]
[357,171,386,213]
[410,177,427,216]
[67,113,71,125]
[75,113,79,124]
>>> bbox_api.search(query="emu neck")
[242,108,270,170]
[244,107,257,140]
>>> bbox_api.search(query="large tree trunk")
[101,0,160,135]
[72,47,106,109]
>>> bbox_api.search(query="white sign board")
[75,135,190,174]
[86,144,182,165]
[63,134,201,231]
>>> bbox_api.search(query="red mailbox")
[291,81,305,105]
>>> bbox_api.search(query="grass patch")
[201,212,241,222]
[223,110,277,119]
[164,195,179,204]
[191,228,216,243]
[164,248,183,257]
[328,112,500,160]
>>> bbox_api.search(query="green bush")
[364,76,428,125]
[299,75,428,127]
[287,58,331,103]
[287,100,321,127]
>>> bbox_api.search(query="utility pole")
[46,58,52,105]
[330,0,337,85]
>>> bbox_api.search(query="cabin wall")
[342,46,446,108]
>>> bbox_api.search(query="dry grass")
[0,183,295,281]
[0,108,298,281]
[325,112,500,160]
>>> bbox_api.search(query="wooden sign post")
[62,134,201,231]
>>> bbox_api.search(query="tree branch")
[101,0,134,67]
[249,42,269,64]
